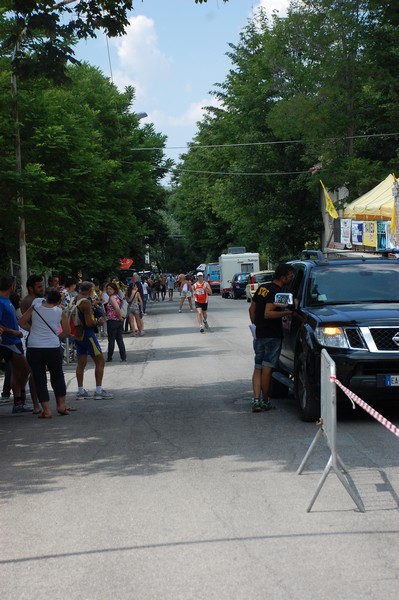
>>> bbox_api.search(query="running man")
[192,271,212,333]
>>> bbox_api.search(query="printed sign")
[377,221,388,250]
[363,221,377,247]
[352,221,363,245]
[340,219,351,245]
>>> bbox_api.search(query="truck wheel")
[295,352,320,422]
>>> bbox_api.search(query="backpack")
[120,298,129,318]
[66,298,84,337]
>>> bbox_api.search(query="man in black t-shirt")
[249,264,294,412]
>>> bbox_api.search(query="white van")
[218,252,260,298]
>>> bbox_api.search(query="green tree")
[172,1,399,263]
[0,61,171,275]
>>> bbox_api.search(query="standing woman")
[105,282,127,362]
[178,275,194,313]
[126,282,144,336]
[18,289,70,418]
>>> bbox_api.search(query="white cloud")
[149,96,221,131]
[255,0,290,16]
[112,15,172,102]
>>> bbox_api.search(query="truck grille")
[369,327,399,351]
[345,328,366,349]
[343,326,399,352]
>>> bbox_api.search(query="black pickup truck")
[272,250,399,421]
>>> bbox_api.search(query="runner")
[192,271,212,333]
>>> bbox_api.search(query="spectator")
[248,263,294,412]
[141,278,149,315]
[105,282,127,362]
[166,274,175,301]
[48,273,60,288]
[126,282,143,337]
[178,275,194,313]
[73,281,113,400]
[62,276,78,306]
[0,276,31,414]
[19,289,70,418]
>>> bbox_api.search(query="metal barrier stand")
[297,349,365,513]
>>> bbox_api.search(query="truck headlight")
[315,326,349,348]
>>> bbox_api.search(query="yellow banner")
[363,221,377,247]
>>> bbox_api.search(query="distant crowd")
[0,269,212,417]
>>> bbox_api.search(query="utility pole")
[11,32,28,296]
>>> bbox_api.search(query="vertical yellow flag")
[390,203,396,236]
[320,180,339,219]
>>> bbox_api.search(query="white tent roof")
[343,173,396,219]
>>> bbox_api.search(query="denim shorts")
[253,337,282,369]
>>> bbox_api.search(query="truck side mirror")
[274,292,294,309]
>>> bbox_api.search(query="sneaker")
[12,404,32,414]
[178,310,182,313]
[261,400,276,411]
[94,389,113,400]
[76,389,92,400]
[203,319,209,330]
[0,395,11,405]
[200,326,205,333]
[251,399,263,413]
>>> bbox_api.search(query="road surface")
[1,295,398,599]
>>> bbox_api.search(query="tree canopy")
[170,0,399,265]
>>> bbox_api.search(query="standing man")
[74,281,113,400]
[249,263,294,412]
[0,276,31,413]
[20,274,45,313]
[166,274,175,301]
[19,274,45,413]
[192,271,212,333]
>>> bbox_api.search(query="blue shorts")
[75,330,102,358]
[253,337,282,369]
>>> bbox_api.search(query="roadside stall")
[341,173,398,250]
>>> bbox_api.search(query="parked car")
[228,273,250,299]
[272,250,399,421]
[245,270,275,302]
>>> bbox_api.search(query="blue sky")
[76,0,289,166]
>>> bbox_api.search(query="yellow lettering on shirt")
[258,286,271,298]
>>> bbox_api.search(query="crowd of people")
[0,269,213,418]
[1,261,296,417]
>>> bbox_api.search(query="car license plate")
[385,375,399,387]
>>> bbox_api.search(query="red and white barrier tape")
[330,376,399,438]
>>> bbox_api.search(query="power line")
[177,169,311,177]
[128,131,399,152]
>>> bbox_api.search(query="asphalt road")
[1,294,399,599]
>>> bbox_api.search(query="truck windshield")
[307,262,399,305]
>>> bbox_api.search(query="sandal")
[57,409,70,416]
[38,413,52,419]
[32,409,42,415]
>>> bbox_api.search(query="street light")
[135,112,148,120]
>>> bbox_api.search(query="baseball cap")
[197,272,203,276]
